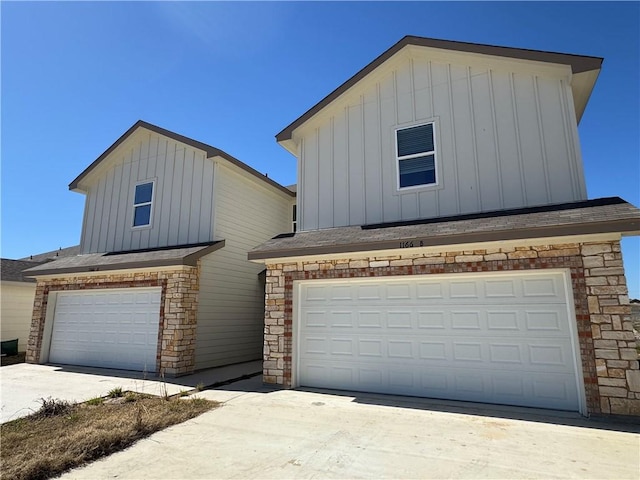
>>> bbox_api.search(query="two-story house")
[25,121,295,376]
[250,36,640,416]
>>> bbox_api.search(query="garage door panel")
[298,272,581,411]
[49,288,161,372]
[359,339,384,357]
[387,311,412,328]
[489,343,523,364]
[358,311,383,328]
[358,285,383,300]
[329,311,354,327]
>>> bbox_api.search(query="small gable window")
[133,181,154,227]
[396,123,437,189]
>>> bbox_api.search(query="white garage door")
[49,288,162,372]
[297,271,582,411]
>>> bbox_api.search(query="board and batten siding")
[195,161,293,370]
[80,131,215,253]
[1,282,37,351]
[296,51,587,231]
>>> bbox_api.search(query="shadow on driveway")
[204,376,640,434]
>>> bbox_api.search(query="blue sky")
[1,1,638,297]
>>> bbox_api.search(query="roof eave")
[24,241,225,277]
[248,219,639,261]
[70,121,295,197]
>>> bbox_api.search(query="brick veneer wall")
[27,266,200,376]
[263,241,640,416]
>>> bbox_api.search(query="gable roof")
[69,120,294,197]
[276,35,603,144]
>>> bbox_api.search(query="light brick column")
[582,241,640,415]
[263,264,288,384]
[160,266,200,376]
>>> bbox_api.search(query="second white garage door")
[297,271,583,412]
[49,288,162,372]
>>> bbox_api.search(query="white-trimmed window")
[133,181,154,227]
[396,122,437,189]
[292,204,297,232]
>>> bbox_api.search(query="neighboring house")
[25,121,295,376]
[1,259,44,352]
[1,247,80,352]
[250,36,640,416]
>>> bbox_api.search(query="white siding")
[79,131,216,253]
[1,282,36,352]
[195,162,292,370]
[295,51,586,231]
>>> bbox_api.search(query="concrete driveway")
[0,361,261,423]
[61,376,640,480]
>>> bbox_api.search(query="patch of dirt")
[1,393,218,480]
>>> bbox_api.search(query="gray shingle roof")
[249,197,640,260]
[20,245,81,262]
[1,259,45,282]
[24,241,224,276]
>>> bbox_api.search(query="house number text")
[399,240,424,248]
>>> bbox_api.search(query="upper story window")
[133,181,154,227]
[396,122,437,189]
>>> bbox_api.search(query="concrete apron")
[0,361,261,423]
[62,377,640,480]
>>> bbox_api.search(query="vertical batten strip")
[106,161,121,251]
[173,144,185,245]
[163,142,176,246]
[447,63,461,215]
[360,94,368,224]
[344,108,352,225]
[117,152,132,250]
[316,126,321,229]
[427,60,440,218]
[559,79,579,199]
[393,69,399,125]
[327,116,335,228]
[94,174,107,252]
[154,138,169,245]
[533,76,552,202]
[408,60,419,216]
[376,82,385,223]
[488,69,505,209]
[427,61,434,117]
[467,66,482,209]
[410,58,417,123]
[510,73,527,205]
[562,81,588,199]
[79,194,90,253]
[298,137,304,230]
[195,153,204,244]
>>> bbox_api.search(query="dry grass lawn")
[1,392,218,480]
